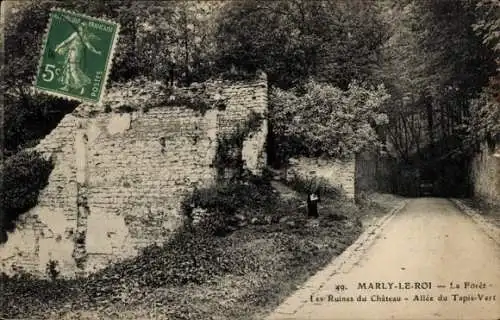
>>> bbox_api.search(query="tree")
[134,1,223,85]
[377,0,497,162]
[269,80,390,167]
[213,0,386,88]
[373,0,497,196]
[471,0,500,147]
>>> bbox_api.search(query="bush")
[285,174,343,199]
[269,81,390,164]
[0,151,54,243]
[181,174,279,234]
[3,95,78,156]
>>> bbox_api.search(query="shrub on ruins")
[181,173,279,235]
[3,94,78,156]
[45,260,60,281]
[213,111,264,180]
[269,80,390,167]
[0,151,54,243]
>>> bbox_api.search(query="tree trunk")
[425,96,434,158]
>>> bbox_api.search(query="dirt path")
[267,198,500,320]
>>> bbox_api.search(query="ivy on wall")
[213,111,264,182]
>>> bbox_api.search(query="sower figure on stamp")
[55,21,101,94]
[307,175,321,218]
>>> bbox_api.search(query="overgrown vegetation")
[4,0,497,198]
[0,151,54,243]
[1,0,498,316]
[269,80,389,167]
[213,1,387,89]
[471,0,500,149]
[0,174,368,319]
[213,111,264,180]
[182,180,277,232]
[2,95,78,157]
[377,0,498,196]
[45,260,60,281]
[103,78,228,116]
[160,86,227,116]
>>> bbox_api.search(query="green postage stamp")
[34,8,120,104]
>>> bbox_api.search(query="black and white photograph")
[0,0,499,319]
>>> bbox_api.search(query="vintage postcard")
[1,1,499,320]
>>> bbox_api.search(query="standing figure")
[55,21,101,93]
[307,179,321,218]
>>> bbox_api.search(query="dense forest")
[1,0,499,230]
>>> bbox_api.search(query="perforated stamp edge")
[33,7,121,105]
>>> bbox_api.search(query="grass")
[0,179,402,320]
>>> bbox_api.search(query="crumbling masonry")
[0,76,268,277]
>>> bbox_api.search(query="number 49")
[41,64,60,82]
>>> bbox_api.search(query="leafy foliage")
[285,174,344,199]
[131,227,234,286]
[473,0,500,54]
[0,151,54,243]
[213,111,264,180]
[134,1,223,85]
[270,80,390,165]
[0,190,365,319]
[213,0,386,89]
[377,0,497,160]
[3,95,78,156]
[471,0,500,147]
[468,89,500,149]
[181,174,278,235]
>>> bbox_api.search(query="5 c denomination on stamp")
[34,8,120,104]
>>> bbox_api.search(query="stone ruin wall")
[287,157,356,200]
[471,144,500,206]
[0,77,268,278]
